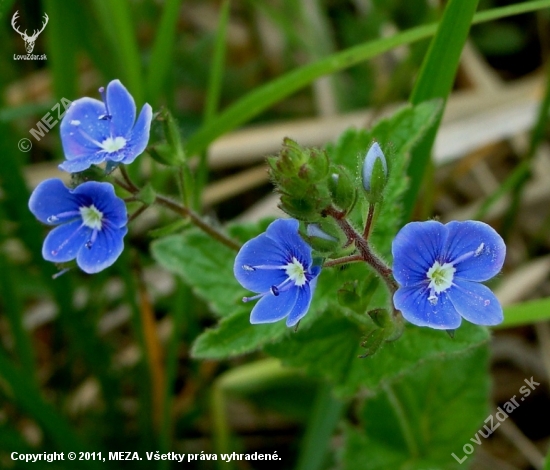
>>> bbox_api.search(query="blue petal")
[60,98,110,158]
[73,182,127,228]
[265,219,312,267]
[29,179,81,225]
[106,80,136,137]
[393,285,462,329]
[76,224,127,274]
[42,220,90,263]
[392,221,448,286]
[444,221,505,282]
[286,277,317,326]
[122,104,153,165]
[234,233,288,293]
[447,279,503,326]
[58,153,107,173]
[250,287,299,324]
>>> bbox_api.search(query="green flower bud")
[137,183,156,205]
[158,107,185,165]
[368,308,393,328]
[269,139,333,221]
[304,223,340,253]
[362,142,388,203]
[328,165,357,214]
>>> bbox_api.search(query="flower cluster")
[29,80,152,274]
[240,140,506,333]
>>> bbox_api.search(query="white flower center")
[285,256,307,287]
[427,261,455,303]
[100,136,126,153]
[80,205,103,230]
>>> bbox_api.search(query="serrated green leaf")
[151,221,270,318]
[265,313,489,397]
[152,231,240,316]
[341,344,489,469]
[191,307,289,359]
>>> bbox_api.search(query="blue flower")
[59,79,152,173]
[392,220,506,329]
[29,178,128,274]
[362,142,387,191]
[234,219,321,327]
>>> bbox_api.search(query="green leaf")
[152,230,241,317]
[191,307,289,359]
[151,222,269,317]
[265,313,490,397]
[341,344,490,469]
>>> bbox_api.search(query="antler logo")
[11,11,49,54]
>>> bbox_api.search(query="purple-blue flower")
[234,219,321,327]
[392,220,505,330]
[29,178,128,274]
[59,79,152,173]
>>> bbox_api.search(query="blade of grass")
[294,383,345,470]
[184,0,550,157]
[499,298,550,328]
[43,0,78,99]
[196,0,231,209]
[145,0,182,104]
[0,253,35,378]
[402,0,480,221]
[118,250,156,449]
[158,281,190,470]
[90,0,144,103]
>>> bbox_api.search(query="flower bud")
[158,107,186,165]
[270,139,332,221]
[304,222,340,253]
[328,165,357,214]
[362,142,387,202]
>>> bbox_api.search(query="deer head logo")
[11,11,49,54]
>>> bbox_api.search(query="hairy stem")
[323,254,363,268]
[154,195,241,251]
[113,169,241,251]
[325,206,398,294]
[363,203,375,239]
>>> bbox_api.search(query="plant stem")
[323,254,363,268]
[325,206,397,294]
[154,195,241,251]
[119,165,139,192]
[113,167,241,251]
[363,202,375,239]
